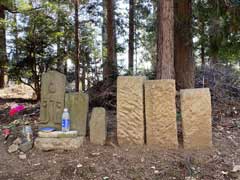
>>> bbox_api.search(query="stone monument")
[65,92,89,136]
[180,88,212,149]
[145,80,178,148]
[117,76,145,145]
[90,107,106,145]
[40,71,66,129]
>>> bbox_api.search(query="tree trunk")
[74,0,80,92]
[201,45,205,66]
[174,0,194,89]
[128,0,134,73]
[102,0,108,79]
[81,52,86,91]
[103,0,117,83]
[156,0,175,79]
[0,5,7,88]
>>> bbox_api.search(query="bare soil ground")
[0,82,240,180]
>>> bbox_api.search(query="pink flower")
[9,104,25,117]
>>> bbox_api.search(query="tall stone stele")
[90,107,106,145]
[117,76,146,145]
[40,71,66,129]
[65,92,89,136]
[145,80,178,148]
[180,88,213,150]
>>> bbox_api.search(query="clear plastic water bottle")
[62,108,70,132]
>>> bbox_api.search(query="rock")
[35,137,84,151]
[40,71,66,129]
[8,144,18,153]
[117,76,146,145]
[38,131,78,138]
[13,137,22,145]
[229,165,240,179]
[19,141,33,153]
[90,107,106,145]
[65,92,89,136]
[77,163,83,168]
[145,80,178,148]
[232,165,240,172]
[180,88,212,149]
[19,152,27,160]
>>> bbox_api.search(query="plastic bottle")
[62,108,70,132]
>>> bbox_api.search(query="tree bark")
[103,0,117,83]
[102,0,108,79]
[0,5,7,88]
[174,0,194,89]
[74,0,80,92]
[128,0,134,73]
[156,0,175,79]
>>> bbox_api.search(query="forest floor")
[0,79,240,180]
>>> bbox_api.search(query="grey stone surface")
[117,76,146,145]
[19,152,27,160]
[19,141,33,152]
[145,80,178,148]
[40,71,66,129]
[38,131,78,138]
[35,137,84,151]
[65,92,89,136]
[90,107,106,145]
[8,144,18,153]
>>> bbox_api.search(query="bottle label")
[62,119,70,129]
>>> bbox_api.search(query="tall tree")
[156,0,174,79]
[74,0,80,91]
[128,0,134,73]
[174,0,195,89]
[103,0,117,82]
[0,4,7,88]
[102,0,107,75]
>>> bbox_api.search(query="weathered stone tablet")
[90,107,106,145]
[38,131,78,138]
[180,88,212,149]
[40,71,66,129]
[65,92,89,136]
[117,76,145,145]
[35,137,84,151]
[145,80,178,148]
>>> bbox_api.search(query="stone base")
[38,131,78,138]
[35,137,84,151]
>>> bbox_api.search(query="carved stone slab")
[180,88,212,149]
[90,107,106,145]
[35,137,84,151]
[65,92,89,136]
[38,131,78,138]
[40,71,66,129]
[145,80,178,148]
[117,76,145,145]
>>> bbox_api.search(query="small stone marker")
[180,88,212,149]
[65,92,89,136]
[145,80,178,148]
[117,76,145,145]
[40,71,66,129]
[35,137,84,151]
[90,107,106,145]
[38,131,78,138]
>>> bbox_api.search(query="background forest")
[0,0,240,103]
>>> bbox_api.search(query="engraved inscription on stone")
[40,71,66,129]
[145,80,178,148]
[65,92,89,136]
[90,107,106,145]
[117,76,145,145]
[180,88,212,149]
